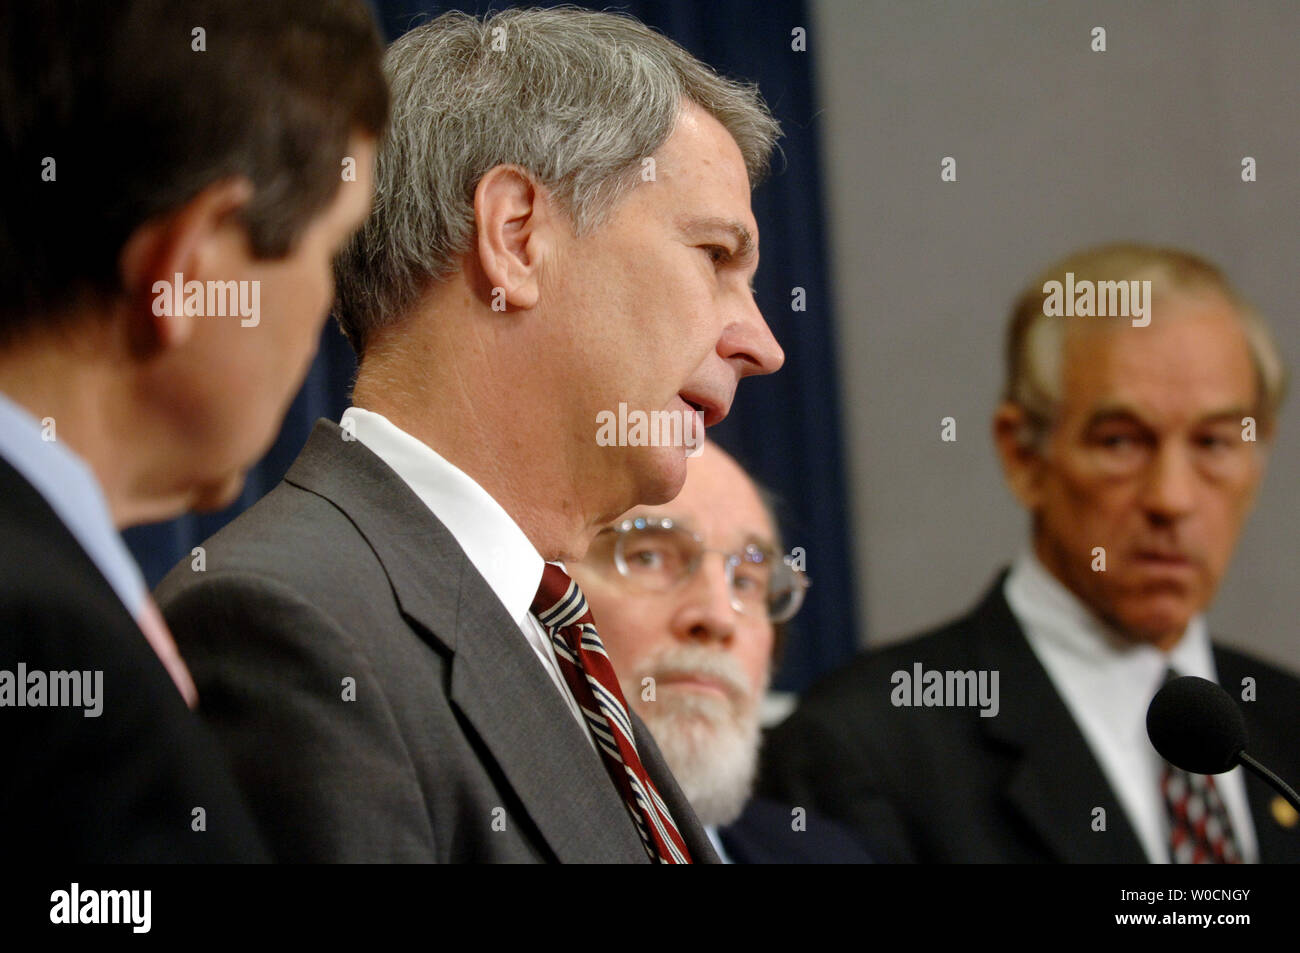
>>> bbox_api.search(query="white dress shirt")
[705,825,732,864]
[340,407,594,747]
[1004,548,1258,863]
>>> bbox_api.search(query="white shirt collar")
[1006,546,1214,685]
[340,407,546,628]
[704,825,732,864]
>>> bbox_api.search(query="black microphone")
[1147,674,1300,812]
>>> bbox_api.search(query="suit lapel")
[447,573,653,862]
[1213,650,1300,863]
[972,576,1148,862]
[284,419,651,862]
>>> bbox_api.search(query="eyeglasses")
[600,516,809,623]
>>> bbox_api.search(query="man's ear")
[993,401,1047,510]
[473,164,546,311]
[118,176,255,354]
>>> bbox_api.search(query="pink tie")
[136,595,198,709]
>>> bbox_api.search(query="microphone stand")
[1238,751,1300,813]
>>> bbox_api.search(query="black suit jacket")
[0,459,266,862]
[718,797,876,863]
[759,571,1300,863]
[157,419,718,863]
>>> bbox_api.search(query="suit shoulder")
[726,797,876,863]
[1214,642,1300,723]
[792,607,984,716]
[1215,643,1300,689]
[156,478,387,611]
[0,521,139,666]
[1213,642,1300,782]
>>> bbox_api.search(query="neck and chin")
[1031,532,1201,653]
[352,340,685,564]
[0,346,245,530]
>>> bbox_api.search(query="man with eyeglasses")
[570,440,874,863]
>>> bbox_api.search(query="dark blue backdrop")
[124,0,856,693]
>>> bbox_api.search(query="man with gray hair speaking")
[158,7,784,862]
[763,243,1300,864]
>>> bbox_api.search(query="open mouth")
[678,391,723,427]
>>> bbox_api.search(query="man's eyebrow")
[1082,406,1152,430]
[679,216,758,262]
[1083,405,1253,429]
[1194,407,1253,426]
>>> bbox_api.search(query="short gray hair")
[1003,242,1288,445]
[335,6,782,355]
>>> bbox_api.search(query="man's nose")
[671,553,737,645]
[721,295,785,377]
[1139,441,1198,522]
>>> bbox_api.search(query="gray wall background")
[811,1,1298,667]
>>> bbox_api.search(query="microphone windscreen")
[1146,675,1248,775]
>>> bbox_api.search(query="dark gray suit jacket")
[156,419,718,863]
[0,459,267,862]
[760,572,1300,863]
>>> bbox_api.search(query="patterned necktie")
[532,564,692,864]
[1159,668,1242,863]
[137,594,198,709]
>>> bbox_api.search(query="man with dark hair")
[159,7,784,863]
[0,0,387,861]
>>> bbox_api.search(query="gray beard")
[635,688,762,828]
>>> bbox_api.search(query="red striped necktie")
[1159,668,1242,863]
[532,563,692,863]
[1162,763,1242,863]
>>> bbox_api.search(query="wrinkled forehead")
[1059,292,1258,422]
[647,102,758,231]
